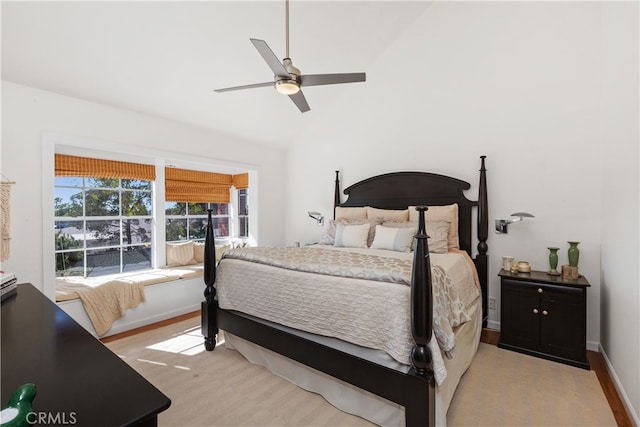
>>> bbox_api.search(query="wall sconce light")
[308,211,324,226]
[495,212,535,234]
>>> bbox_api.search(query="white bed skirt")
[224,300,482,427]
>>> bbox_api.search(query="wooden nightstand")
[498,270,590,369]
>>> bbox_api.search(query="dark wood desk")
[1,283,171,426]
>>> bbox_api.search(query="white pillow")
[166,241,197,266]
[382,220,450,254]
[370,225,416,252]
[215,244,232,262]
[334,223,371,248]
[319,218,382,247]
[193,241,205,263]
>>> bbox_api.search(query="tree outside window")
[165,202,230,242]
[54,177,153,277]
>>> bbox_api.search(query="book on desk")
[1,272,17,302]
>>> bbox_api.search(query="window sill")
[55,265,204,302]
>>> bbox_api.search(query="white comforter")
[216,245,480,385]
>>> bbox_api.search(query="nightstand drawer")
[502,278,582,296]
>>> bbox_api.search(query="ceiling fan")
[214,0,366,113]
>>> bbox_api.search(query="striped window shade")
[232,173,249,190]
[165,168,235,203]
[55,154,155,181]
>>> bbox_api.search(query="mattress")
[216,245,480,385]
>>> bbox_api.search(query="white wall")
[600,2,640,423]
[287,1,603,345]
[1,81,286,296]
[285,1,639,420]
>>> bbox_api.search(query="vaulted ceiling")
[2,1,430,149]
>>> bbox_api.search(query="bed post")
[476,156,489,327]
[410,206,433,378]
[202,209,218,351]
[333,170,340,219]
[409,206,435,425]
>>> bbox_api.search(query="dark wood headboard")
[335,171,475,255]
[333,156,489,324]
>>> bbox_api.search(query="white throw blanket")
[57,279,145,336]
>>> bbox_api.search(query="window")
[54,177,153,277]
[52,154,249,278]
[165,202,230,241]
[238,189,249,238]
[164,168,248,243]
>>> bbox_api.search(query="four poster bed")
[201,156,488,426]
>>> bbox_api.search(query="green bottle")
[0,384,37,427]
[567,241,580,267]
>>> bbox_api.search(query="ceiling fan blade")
[250,38,289,77]
[214,82,274,93]
[289,90,310,113]
[300,73,366,87]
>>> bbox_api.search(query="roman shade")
[165,168,233,203]
[55,154,155,181]
[232,173,249,190]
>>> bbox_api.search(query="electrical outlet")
[489,297,496,310]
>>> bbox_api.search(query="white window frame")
[54,177,154,277]
[42,132,258,300]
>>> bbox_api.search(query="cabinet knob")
[533,308,539,314]
[537,288,543,294]
[542,310,548,316]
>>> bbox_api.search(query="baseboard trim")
[101,310,199,343]
[599,344,639,426]
[587,340,599,352]
[486,320,500,331]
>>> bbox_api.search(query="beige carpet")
[105,317,616,427]
[448,343,616,426]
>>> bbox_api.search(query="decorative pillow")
[382,220,416,229]
[166,241,197,266]
[192,241,232,264]
[318,222,337,245]
[334,223,371,248]
[382,220,450,254]
[409,204,459,250]
[335,206,368,220]
[319,218,382,247]
[366,207,409,222]
[424,220,450,254]
[216,244,232,262]
[193,241,205,263]
[370,225,416,252]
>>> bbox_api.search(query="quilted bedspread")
[217,245,479,385]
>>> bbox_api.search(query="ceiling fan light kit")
[214,0,366,112]
[275,79,300,95]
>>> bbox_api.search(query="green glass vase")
[547,247,560,275]
[568,241,580,267]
